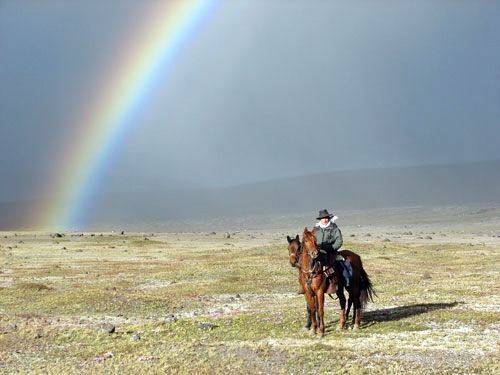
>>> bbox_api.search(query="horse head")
[287,234,301,267]
[302,227,319,260]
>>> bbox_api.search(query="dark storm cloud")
[1,1,499,202]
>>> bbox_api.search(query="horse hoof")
[353,324,360,330]
[336,325,344,331]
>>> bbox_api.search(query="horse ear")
[312,227,316,235]
[303,227,309,235]
[295,234,299,241]
[286,235,291,243]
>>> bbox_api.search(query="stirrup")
[326,281,337,294]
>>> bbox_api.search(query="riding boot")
[342,268,350,287]
[340,262,351,287]
[344,259,353,277]
[327,252,336,269]
[344,274,350,288]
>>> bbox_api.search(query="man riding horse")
[298,209,353,294]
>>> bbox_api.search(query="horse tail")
[359,265,377,308]
[340,249,377,307]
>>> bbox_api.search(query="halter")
[288,239,302,267]
[300,238,323,278]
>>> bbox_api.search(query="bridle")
[300,237,325,295]
[301,239,321,275]
[288,239,302,267]
[289,234,324,296]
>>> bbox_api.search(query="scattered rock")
[4,323,17,333]
[422,274,432,279]
[199,322,214,331]
[96,323,115,334]
[129,333,141,341]
[163,314,177,324]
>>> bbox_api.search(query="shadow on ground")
[362,302,460,323]
[323,301,460,331]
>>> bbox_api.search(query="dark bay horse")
[288,228,376,330]
[287,228,328,336]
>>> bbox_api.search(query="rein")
[300,255,322,277]
[299,242,323,278]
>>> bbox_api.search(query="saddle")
[322,252,353,290]
[320,251,345,274]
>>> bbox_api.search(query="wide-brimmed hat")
[316,209,334,220]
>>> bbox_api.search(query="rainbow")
[34,0,221,231]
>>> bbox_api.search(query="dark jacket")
[315,221,343,253]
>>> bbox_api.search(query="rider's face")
[320,218,330,225]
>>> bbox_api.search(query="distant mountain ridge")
[1,160,499,230]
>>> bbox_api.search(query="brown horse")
[288,228,328,336]
[288,228,376,331]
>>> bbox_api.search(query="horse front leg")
[304,289,317,333]
[305,298,312,330]
[317,291,325,337]
[309,295,318,334]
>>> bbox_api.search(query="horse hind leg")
[336,290,347,330]
[348,298,358,327]
[346,297,353,324]
[353,299,362,330]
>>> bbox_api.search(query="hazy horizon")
[1,160,499,231]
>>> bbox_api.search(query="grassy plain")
[1,206,500,374]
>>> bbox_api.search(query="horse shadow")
[326,301,460,330]
[363,301,460,324]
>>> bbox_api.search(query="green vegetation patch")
[1,231,499,374]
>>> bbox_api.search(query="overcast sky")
[1,0,499,203]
